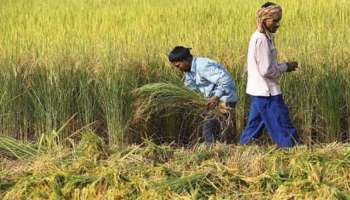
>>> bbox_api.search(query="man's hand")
[286,61,298,72]
[207,96,220,110]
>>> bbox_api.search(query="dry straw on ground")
[1,133,350,199]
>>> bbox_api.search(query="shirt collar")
[190,57,197,73]
[266,32,275,41]
[256,30,275,42]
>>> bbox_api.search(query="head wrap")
[168,46,192,62]
[256,4,282,38]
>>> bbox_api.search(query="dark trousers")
[240,95,298,148]
[203,102,235,145]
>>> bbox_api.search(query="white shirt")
[246,31,288,96]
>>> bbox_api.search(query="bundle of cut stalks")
[0,136,39,159]
[129,83,229,132]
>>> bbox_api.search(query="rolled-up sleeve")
[255,38,287,79]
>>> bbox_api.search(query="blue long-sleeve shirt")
[184,57,238,103]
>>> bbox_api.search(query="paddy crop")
[0,0,349,145]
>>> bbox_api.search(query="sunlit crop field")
[0,0,349,145]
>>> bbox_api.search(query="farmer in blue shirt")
[168,46,238,145]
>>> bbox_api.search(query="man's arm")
[200,62,235,98]
[255,38,288,79]
[184,73,198,91]
[200,62,236,109]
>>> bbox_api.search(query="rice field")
[0,0,350,198]
[0,0,349,144]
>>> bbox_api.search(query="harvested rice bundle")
[129,83,231,137]
[0,136,38,159]
[132,83,206,120]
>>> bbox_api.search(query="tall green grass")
[0,0,349,145]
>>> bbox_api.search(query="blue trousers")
[240,95,298,148]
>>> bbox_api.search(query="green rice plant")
[315,69,348,142]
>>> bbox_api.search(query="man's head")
[168,46,193,72]
[261,2,276,8]
[257,2,282,34]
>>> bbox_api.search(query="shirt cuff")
[214,89,224,98]
[278,63,288,72]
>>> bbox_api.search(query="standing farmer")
[168,46,238,145]
[240,2,299,148]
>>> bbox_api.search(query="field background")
[0,0,349,146]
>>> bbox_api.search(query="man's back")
[184,57,238,103]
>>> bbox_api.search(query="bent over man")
[168,46,238,145]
